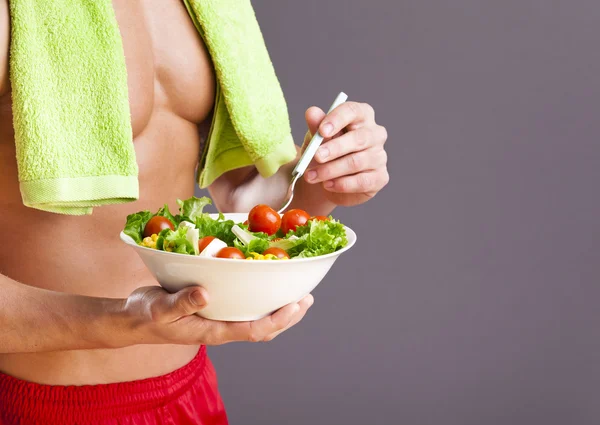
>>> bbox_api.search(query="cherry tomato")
[216,247,246,259]
[143,216,175,238]
[198,236,216,253]
[281,209,311,235]
[243,220,248,226]
[248,205,281,235]
[312,215,329,222]
[263,247,290,259]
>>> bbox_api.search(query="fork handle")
[293,92,349,177]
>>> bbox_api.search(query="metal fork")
[277,91,349,214]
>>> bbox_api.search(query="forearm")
[0,274,126,354]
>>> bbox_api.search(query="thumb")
[165,286,208,320]
[303,106,326,150]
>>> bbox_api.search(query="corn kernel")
[242,251,287,260]
[140,236,157,249]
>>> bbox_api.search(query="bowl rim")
[119,217,357,264]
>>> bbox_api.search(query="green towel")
[9,0,297,215]
[184,0,298,188]
[9,0,138,215]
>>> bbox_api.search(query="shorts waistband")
[0,346,207,423]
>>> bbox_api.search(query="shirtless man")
[0,1,388,424]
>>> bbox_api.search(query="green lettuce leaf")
[234,237,270,256]
[195,212,236,246]
[251,230,272,240]
[268,236,307,257]
[300,219,347,258]
[177,196,212,222]
[156,227,195,255]
[289,224,310,238]
[270,219,348,258]
[124,211,153,244]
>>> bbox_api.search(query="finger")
[319,102,374,138]
[305,148,386,184]
[305,106,326,141]
[192,295,315,345]
[323,170,390,194]
[263,295,314,342]
[214,302,300,344]
[312,125,387,164]
[162,286,208,321]
[246,302,300,342]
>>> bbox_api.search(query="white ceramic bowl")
[120,213,357,321]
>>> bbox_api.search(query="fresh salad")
[122,196,348,260]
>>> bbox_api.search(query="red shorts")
[0,346,228,425]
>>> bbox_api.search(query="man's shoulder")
[0,0,9,97]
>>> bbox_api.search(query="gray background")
[197,1,600,424]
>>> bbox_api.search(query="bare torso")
[0,0,218,384]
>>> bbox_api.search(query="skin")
[0,0,388,386]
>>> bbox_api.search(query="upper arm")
[0,0,9,96]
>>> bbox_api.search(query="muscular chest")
[112,0,215,137]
